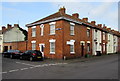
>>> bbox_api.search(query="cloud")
[1,6,28,30]
[0,3,2,30]
[90,3,113,17]
[1,0,120,2]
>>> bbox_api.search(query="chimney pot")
[59,6,66,14]
[2,26,6,32]
[107,28,111,31]
[14,24,19,27]
[72,13,79,18]
[91,21,96,25]
[82,18,88,22]
[103,26,107,29]
[7,24,12,29]
[98,24,102,27]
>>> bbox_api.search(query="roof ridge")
[29,11,62,25]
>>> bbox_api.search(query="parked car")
[2,50,22,59]
[20,50,43,61]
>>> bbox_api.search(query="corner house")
[26,7,120,59]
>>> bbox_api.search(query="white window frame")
[31,41,36,50]
[87,28,90,38]
[70,22,75,35]
[40,24,44,36]
[49,39,56,54]
[66,40,75,54]
[49,22,56,35]
[70,44,75,54]
[32,26,36,37]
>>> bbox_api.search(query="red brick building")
[26,7,120,59]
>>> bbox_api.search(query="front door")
[81,43,84,57]
[4,46,8,52]
[39,44,45,57]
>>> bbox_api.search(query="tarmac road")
[1,54,118,79]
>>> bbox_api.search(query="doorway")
[81,43,84,57]
[4,46,8,52]
[39,44,45,57]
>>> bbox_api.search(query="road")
[1,54,118,79]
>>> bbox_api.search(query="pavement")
[1,53,119,80]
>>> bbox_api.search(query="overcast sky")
[1,0,119,31]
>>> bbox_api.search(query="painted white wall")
[107,33,114,54]
[113,35,118,53]
[3,27,25,42]
[92,29,102,55]
[0,34,3,53]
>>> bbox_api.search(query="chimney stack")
[111,29,115,32]
[59,6,66,14]
[107,28,111,31]
[7,24,12,29]
[72,13,79,18]
[2,26,6,32]
[97,24,102,27]
[82,18,88,22]
[103,24,107,29]
[91,21,96,25]
[14,24,19,27]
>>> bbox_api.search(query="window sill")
[40,35,43,36]
[49,34,55,35]
[50,52,55,54]
[32,36,36,37]
[70,34,75,36]
[70,52,75,54]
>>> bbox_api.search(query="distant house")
[2,24,27,52]
[0,30,3,53]
[118,38,120,53]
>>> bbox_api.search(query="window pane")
[70,25,74,35]
[70,45,74,52]
[32,43,36,50]
[50,24,55,34]
[87,29,90,37]
[50,42,55,53]
[32,28,36,37]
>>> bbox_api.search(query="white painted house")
[92,29,102,55]
[113,35,118,53]
[2,24,27,52]
[107,33,114,54]
[3,25,26,42]
[0,31,3,53]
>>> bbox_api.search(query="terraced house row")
[26,7,120,59]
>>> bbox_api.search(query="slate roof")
[26,7,120,36]
[0,25,28,40]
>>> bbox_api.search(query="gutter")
[26,17,83,27]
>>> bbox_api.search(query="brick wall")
[27,20,64,59]
[27,20,93,59]
[62,20,92,59]
[3,41,27,52]
[101,32,108,54]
